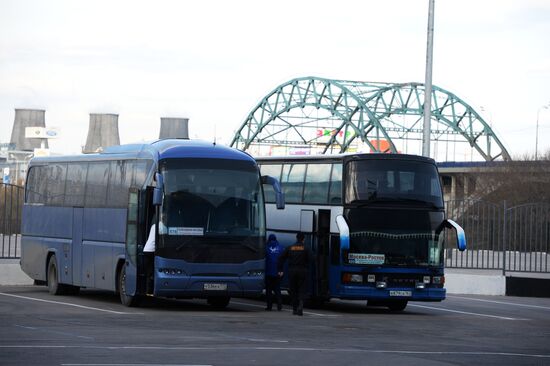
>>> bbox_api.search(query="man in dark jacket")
[277,232,311,316]
[265,234,283,311]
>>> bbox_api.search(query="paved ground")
[1,285,549,366]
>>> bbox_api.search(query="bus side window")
[328,163,342,204]
[65,163,87,207]
[85,162,111,207]
[35,166,48,204]
[25,166,39,203]
[133,160,152,188]
[108,160,133,208]
[303,163,331,204]
[47,163,67,206]
[281,163,305,203]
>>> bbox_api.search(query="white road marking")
[14,324,95,340]
[409,303,528,320]
[0,292,142,315]
[230,300,340,317]
[62,364,211,366]
[448,295,550,310]
[0,345,548,359]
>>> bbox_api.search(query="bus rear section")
[260,153,465,311]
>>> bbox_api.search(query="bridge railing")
[445,199,550,274]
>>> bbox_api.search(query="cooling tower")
[10,109,48,151]
[83,113,120,153]
[159,117,189,139]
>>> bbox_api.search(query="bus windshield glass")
[344,159,443,208]
[157,158,265,263]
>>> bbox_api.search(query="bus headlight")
[342,273,363,283]
[159,268,184,275]
[246,270,264,277]
[423,276,431,284]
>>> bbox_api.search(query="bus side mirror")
[444,219,466,251]
[261,175,285,210]
[153,173,164,206]
[336,215,350,251]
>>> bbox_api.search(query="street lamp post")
[535,103,550,161]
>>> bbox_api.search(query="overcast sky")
[1,0,549,159]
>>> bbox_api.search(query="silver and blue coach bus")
[20,139,284,307]
[257,153,465,311]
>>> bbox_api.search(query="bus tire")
[47,255,68,295]
[207,296,230,309]
[387,300,408,311]
[118,265,140,307]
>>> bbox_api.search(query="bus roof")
[29,139,256,166]
[255,153,436,165]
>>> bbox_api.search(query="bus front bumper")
[335,285,446,302]
[154,273,264,299]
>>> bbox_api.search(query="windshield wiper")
[392,197,443,209]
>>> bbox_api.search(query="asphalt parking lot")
[1,285,549,366]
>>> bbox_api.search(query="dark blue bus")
[257,153,466,311]
[20,139,284,307]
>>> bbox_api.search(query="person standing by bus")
[265,234,283,311]
[277,232,311,316]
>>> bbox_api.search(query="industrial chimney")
[10,109,47,151]
[159,117,189,139]
[83,113,120,153]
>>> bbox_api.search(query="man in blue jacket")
[265,234,283,311]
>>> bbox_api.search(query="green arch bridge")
[230,76,510,161]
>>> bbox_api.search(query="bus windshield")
[157,158,265,263]
[344,159,444,208]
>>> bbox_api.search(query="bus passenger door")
[316,209,331,299]
[124,189,140,296]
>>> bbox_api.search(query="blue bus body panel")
[21,205,126,291]
[82,208,127,243]
[153,256,264,298]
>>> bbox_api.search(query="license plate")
[389,290,412,297]
[204,283,227,291]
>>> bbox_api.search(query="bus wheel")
[387,300,408,311]
[47,255,67,295]
[118,266,140,307]
[207,296,230,309]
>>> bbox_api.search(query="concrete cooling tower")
[83,113,120,153]
[10,109,48,151]
[159,117,189,139]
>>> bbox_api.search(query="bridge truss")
[230,77,511,161]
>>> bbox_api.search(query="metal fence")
[445,200,550,274]
[0,183,23,259]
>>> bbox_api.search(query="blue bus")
[20,139,284,307]
[257,153,466,311]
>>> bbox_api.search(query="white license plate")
[204,283,227,291]
[389,290,412,297]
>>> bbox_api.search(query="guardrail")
[446,200,550,274]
